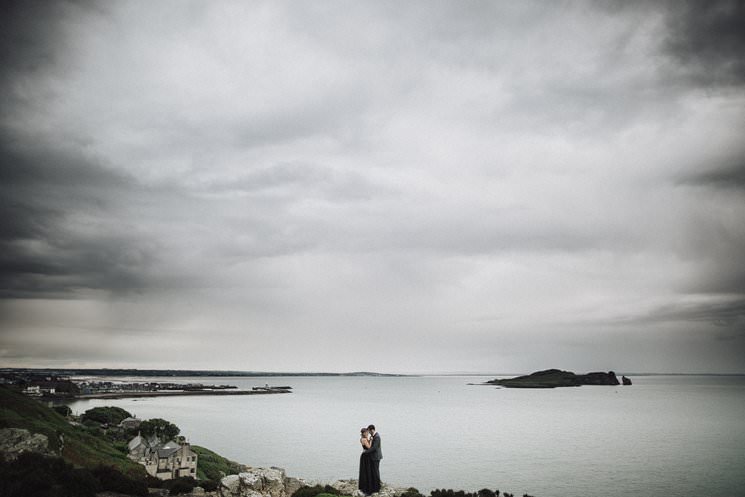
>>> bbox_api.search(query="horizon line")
[2,367,745,376]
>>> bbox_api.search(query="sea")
[66,375,745,497]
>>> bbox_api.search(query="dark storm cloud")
[663,0,745,87]
[680,161,745,190]
[0,1,65,79]
[0,1,169,298]
[0,137,159,298]
[622,298,745,330]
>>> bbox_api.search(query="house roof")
[128,434,143,451]
[157,446,180,458]
[161,440,180,449]
[129,435,193,461]
[156,440,181,458]
[128,433,161,451]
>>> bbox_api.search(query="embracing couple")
[358,424,382,495]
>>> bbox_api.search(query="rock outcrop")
[486,369,621,388]
[0,428,55,461]
[622,375,632,385]
[331,480,407,497]
[283,476,306,496]
[219,468,408,497]
[220,467,308,497]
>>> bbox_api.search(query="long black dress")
[359,441,379,495]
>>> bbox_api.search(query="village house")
[127,433,198,480]
[119,416,142,431]
[22,385,41,396]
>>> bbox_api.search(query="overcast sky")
[1,1,744,374]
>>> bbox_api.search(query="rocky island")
[485,369,631,388]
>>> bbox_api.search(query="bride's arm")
[361,437,371,448]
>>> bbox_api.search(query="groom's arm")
[363,435,379,454]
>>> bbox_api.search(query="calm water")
[67,375,745,497]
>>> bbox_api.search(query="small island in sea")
[483,369,632,388]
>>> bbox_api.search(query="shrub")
[0,452,99,497]
[140,418,180,441]
[163,476,198,495]
[291,484,341,497]
[431,489,503,497]
[52,405,72,417]
[81,406,132,425]
[400,488,425,497]
[145,474,164,488]
[431,490,469,497]
[59,468,101,497]
[91,465,148,496]
[201,479,219,491]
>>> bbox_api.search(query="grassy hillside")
[0,386,144,477]
[192,445,244,480]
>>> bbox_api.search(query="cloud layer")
[1,0,744,373]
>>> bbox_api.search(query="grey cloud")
[680,161,745,190]
[672,157,745,295]
[0,1,66,81]
[628,298,745,328]
[283,1,666,137]
[197,161,387,202]
[609,297,745,346]
[663,0,745,87]
[0,138,161,298]
[0,325,170,367]
[693,268,745,296]
[1,1,744,372]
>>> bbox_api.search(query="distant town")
[0,369,292,400]
[1,367,403,377]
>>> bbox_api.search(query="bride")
[358,427,376,495]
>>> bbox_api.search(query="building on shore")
[22,386,41,396]
[127,433,198,480]
[119,416,142,431]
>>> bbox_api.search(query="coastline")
[71,389,291,400]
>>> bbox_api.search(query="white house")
[22,386,41,396]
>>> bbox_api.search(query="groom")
[363,424,382,491]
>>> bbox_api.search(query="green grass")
[0,386,252,485]
[0,386,145,477]
[191,445,243,480]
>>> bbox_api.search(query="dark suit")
[364,432,382,460]
[363,432,382,491]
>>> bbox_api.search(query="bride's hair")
[360,428,369,435]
